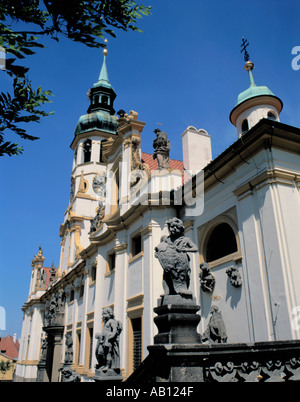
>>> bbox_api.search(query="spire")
[94,45,111,89]
[87,40,116,115]
[234,38,276,106]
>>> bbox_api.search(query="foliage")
[0,0,151,156]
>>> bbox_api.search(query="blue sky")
[0,0,299,338]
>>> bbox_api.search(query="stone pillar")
[153,294,201,345]
[43,324,64,382]
[36,337,48,382]
[36,361,48,382]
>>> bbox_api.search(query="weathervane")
[240,37,250,62]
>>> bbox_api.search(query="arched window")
[99,139,107,163]
[267,111,276,120]
[74,147,78,166]
[83,139,92,163]
[241,119,249,134]
[205,223,238,263]
[102,95,108,105]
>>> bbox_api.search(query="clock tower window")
[83,139,92,163]
[99,139,108,163]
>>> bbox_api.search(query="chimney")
[182,126,212,172]
[13,333,17,343]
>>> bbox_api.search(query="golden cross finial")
[103,38,108,56]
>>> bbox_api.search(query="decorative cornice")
[114,242,128,254]
[117,119,146,137]
[234,168,299,200]
[70,129,117,150]
[141,224,153,238]
[127,294,144,311]
[199,119,300,194]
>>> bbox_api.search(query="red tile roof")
[141,152,189,184]
[41,266,52,288]
[141,152,184,173]
[0,335,19,360]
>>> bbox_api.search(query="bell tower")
[58,42,118,275]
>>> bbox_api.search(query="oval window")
[267,111,276,120]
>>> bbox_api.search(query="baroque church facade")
[15,45,300,381]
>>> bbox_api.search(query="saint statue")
[95,307,122,373]
[155,218,198,296]
[153,128,171,169]
[64,332,73,364]
[202,305,228,344]
[60,367,80,382]
[40,339,48,362]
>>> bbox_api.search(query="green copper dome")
[236,83,275,106]
[74,111,118,136]
[235,61,275,106]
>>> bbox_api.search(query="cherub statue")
[155,218,198,296]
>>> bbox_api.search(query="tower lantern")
[230,38,283,137]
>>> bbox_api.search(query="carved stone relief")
[226,265,242,288]
[199,262,216,293]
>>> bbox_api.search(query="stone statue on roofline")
[48,262,57,285]
[153,128,171,169]
[155,217,198,297]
